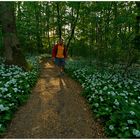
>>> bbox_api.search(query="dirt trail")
[4,60,105,138]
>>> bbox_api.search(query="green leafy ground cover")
[65,59,140,138]
[0,55,42,135]
[0,55,139,138]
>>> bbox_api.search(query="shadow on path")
[4,60,106,138]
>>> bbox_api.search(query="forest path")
[4,60,105,138]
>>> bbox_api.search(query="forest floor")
[4,59,106,138]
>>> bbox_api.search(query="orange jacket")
[52,43,67,58]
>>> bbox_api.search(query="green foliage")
[11,1,139,65]
[0,55,40,136]
[106,104,140,138]
[65,59,140,138]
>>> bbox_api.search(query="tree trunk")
[134,2,140,50]
[34,2,43,53]
[17,2,22,21]
[46,2,51,49]
[0,2,28,70]
[66,2,80,51]
[105,6,111,48]
[113,2,118,40]
[56,2,62,40]
[123,2,140,75]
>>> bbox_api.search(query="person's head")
[58,38,63,45]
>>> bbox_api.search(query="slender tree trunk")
[105,6,111,48]
[113,2,118,40]
[95,12,100,65]
[89,5,95,66]
[123,2,140,75]
[46,2,51,49]
[17,2,22,21]
[95,12,99,45]
[0,2,28,70]
[66,2,80,51]
[34,2,43,53]
[134,2,140,50]
[56,2,62,40]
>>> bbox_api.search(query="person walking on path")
[52,38,67,76]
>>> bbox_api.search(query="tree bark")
[134,2,140,50]
[17,2,22,21]
[56,2,62,40]
[46,2,51,49]
[66,2,80,51]
[34,2,43,53]
[0,2,28,70]
[113,2,118,40]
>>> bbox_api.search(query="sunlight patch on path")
[4,60,105,138]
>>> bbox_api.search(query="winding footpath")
[4,60,105,138]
